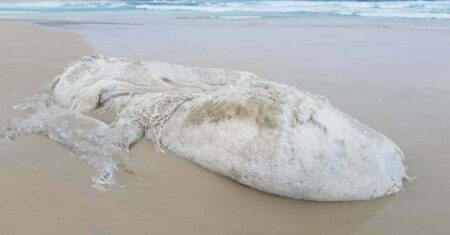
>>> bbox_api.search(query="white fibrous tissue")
[1,55,408,200]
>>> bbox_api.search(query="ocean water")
[0,0,449,23]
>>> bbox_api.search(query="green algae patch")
[185,97,283,129]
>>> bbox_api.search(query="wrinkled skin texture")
[2,55,407,200]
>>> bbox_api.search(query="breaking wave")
[0,1,449,20]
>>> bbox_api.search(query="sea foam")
[1,55,407,200]
[1,1,450,20]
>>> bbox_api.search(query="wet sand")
[1,20,450,234]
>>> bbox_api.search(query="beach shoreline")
[1,20,450,234]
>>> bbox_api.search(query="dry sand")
[1,21,449,234]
